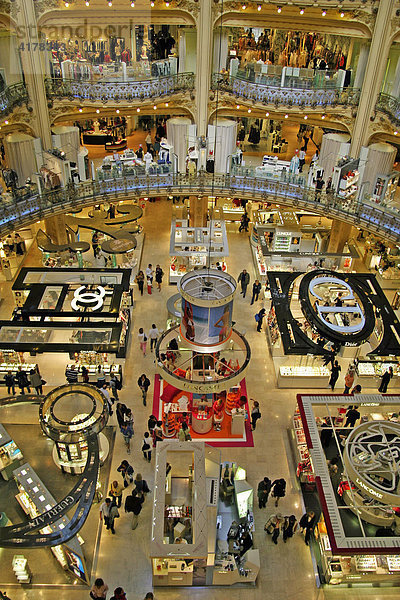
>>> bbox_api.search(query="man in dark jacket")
[250,280,262,305]
[138,374,151,406]
[257,477,272,508]
[238,269,250,297]
[125,489,144,530]
[15,367,30,394]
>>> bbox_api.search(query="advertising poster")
[181,300,233,345]
[64,545,88,583]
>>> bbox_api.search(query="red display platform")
[152,375,254,448]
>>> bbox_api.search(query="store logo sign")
[71,285,106,312]
[355,477,383,499]
[309,276,365,334]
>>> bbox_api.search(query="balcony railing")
[0,82,29,117]
[376,93,400,127]
[45,73,195,104]
[212,73,360,108]
[1,172,400,243]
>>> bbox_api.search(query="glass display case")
[355,359,400,387]
[0,423,23,480]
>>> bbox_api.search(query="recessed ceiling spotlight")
[340,11,345,17]
[277,6,282,13]
[248,108,251,113]
[300,8,304,15]
[284,114,288,118]
[257,4,262,11]
[265,112,269,116]
[322,10,326,16]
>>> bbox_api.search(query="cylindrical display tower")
[51,125,80,164]
[358,142,397,199]
[178,269,236,352]
[319,133,351,180]
[207,119,237,174]
[166,117,193,173]
[4,132,39,184]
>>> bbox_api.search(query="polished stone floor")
[1,199,399,600]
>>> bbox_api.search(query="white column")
[213,31,228,73]
[16,0,52,148]
[196,0,212,137]
[350,0,396,156]
[391,55,400,98]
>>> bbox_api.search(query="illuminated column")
[189,196,208,227]
[327,220,353,254]
[45,214,68,246]
[196,0,212,137]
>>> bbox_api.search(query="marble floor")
[1,199,399,600]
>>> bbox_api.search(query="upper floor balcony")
[0,82,29,119]
[45,73,195,105]
[1,171,399,245]
[376,93,400,128]
[212,72,360,109]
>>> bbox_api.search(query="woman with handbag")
[90,577,109,599]
[30,365,44,395]
[264,513,284,545]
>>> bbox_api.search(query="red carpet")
[152,375,254,448]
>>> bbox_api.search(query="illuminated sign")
[355,478,383,499]
[71,286,106,312]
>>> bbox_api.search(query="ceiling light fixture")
[284,114,288,118]
[248,108,251,113]
[137,108,140,112]
[64,1,69,6]
[151,0,154,5]
[321,114,326,119]
[108,1,112,6]
[340,11,345,17]
[265,112,269,116]
[395,131,398,135]
[277,6,282,13]
[304,115,308,120]
[153,105,157,110]
[300,8,304,15]
[165,102,169,107]
[242,3,246,9]
[78,108,83,112]
[236,105,240,109]
[322,10,326,16]
[4,120,8,125]
[257,4,262,11]
[85,0,90,5]
[116,109,120,113]
[96,109,100,114]
[131,1,135,5]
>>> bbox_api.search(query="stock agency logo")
[267,270,400,356]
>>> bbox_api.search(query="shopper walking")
[344,405,360,428]
[120,408,134,453]
[100,497,119,534]
[255,308,266,332]
[379,366,393,393]
[298,147,306,172]
[238,269,250,297]
[343,365,355,394]
[110,587,127,600]
[250,280,262,305]
[100,384,113,415]
[142,431,152,462]
[148,324,159,353]
[4,371,15,395]
[138,328,147,356]
[314,174,325,201]
[15,366,31,394]
[148,414,157,434]
[251,400,261,430]
[299,511,316,546]
[146,263,154,294]
[29,366,44,395]
[81,365,89,383]
[283,515,298,543]
[155,264,164,291]
[135,270,145,296]
[124,489,144,530]
[257,477,272,508]
[65,364,78,384]
[117,459,134,487]
[110,373,121,402]
[329,360,341,391]
[264,513,284,545]
[138,373,151,406]
[239,212,250,232]
[271,478,286,507]
[116,403,128,429]
[90,578,109,599]
[109,480,124,508]
[134,473,150,496]
[153,420,163,446]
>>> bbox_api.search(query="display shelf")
[12,555,32,583]
[0,423,23,479]
[278,365,330,389]
[280,366,330,377]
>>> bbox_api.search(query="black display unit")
[7,268,132,357]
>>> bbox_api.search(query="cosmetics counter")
[355,359,400,388]
[150,442,259,588]
[169,218,229,284]
[66,351,123,383]
[0,349,36,386]
[13,462,89,583]
[0,423,23,480]
[293,396,400,587]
